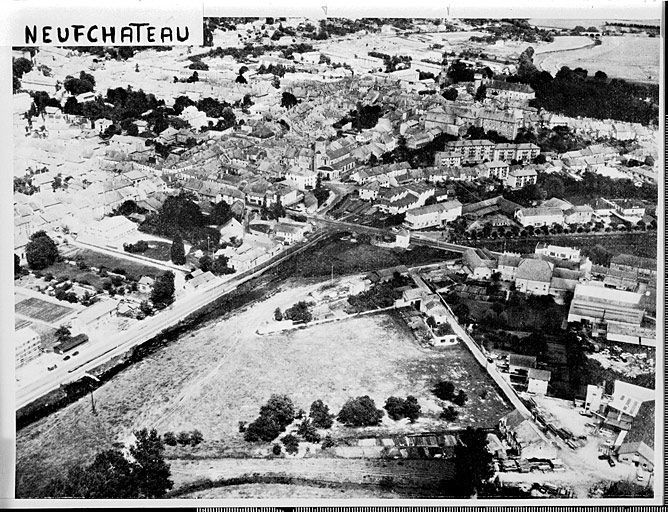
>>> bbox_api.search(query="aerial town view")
[12,16,661,501]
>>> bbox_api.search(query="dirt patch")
[179,482,401,499]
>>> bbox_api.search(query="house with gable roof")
[515,259,554,295]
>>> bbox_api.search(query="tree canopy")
[384,395,421,422]
[26,231,59,270]
[130,428,174,498]
[244,394,296,443]
[309,399,334,429]
[42,428,172,498]
[170,235,186,265]
[64,71,96,95]
[150,271,175,308]
[452,427,494,497]
[337,395,384,427]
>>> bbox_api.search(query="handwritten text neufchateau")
[24,23,190,45]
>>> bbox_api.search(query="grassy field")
[16,280,510,498]
[44,261,106,291]
[75,249,165,280]
[15,297,75,323]
[271,233,458,279]
[141,241,173,262]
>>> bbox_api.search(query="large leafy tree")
[244,395,296,443]
[130,428,173,498]
[63,71,96,95]
[150,271,175,308]
[309,400,333,429]
[25,231,59,270]
[384,395,421,422]
[259,394,296,430]
[452,427,494,497]
[210,200,233,225]
[170,235,186,265]
[337,396,384,427]
[244,413,282,442]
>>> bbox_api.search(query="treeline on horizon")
[510,47,659,126]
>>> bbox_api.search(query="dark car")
[72,351,79,356]
[607,457,616,467]
[47,364,57,371]
[63,355,71,361]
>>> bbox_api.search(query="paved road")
[16,233,329,411]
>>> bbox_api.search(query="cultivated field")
[15,297,75,323]
[16,278,511,497]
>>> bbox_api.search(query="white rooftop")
[573,283,642,305]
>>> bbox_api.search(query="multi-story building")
[284,168,317,191]
[486,80,536,103]
[446,140,495,164]
[15,327,41,368]
[434,151,463,168]
[505,168,537,189]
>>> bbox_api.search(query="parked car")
[72,351,79,356]
[63,355,70,361]
[47,365,57,371]
[607,457,616,467]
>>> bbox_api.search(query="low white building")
[515,207,563,228]
[72,299,120,333]
[79,216,138,247]
[527,368,551,395]
[404,200,462,230]
[535,243,580,262]
[274,222,308,244]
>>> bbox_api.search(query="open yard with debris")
[16,277,511,497]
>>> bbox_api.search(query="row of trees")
[163,429,203,447]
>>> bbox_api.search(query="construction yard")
[16,276,511,498]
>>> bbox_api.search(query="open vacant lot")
[15,297,75,323]
[16,278,511,497]
[75,248,165,280]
